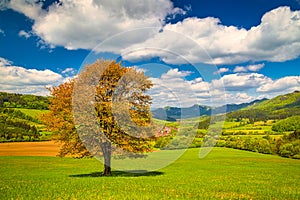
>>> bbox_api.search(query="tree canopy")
[44,60,156,175]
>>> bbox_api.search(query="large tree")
[42,80,90,158]
[44,60,156,175]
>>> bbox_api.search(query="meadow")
[0,147,299,199]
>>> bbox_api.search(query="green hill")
[0,92,51,142]
[0,92,50,110]
[227,91,300,121]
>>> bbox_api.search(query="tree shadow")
[69,170,164,178]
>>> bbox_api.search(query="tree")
[42,80,90,158]
[44,60,156,176]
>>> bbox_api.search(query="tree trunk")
[102,141,112,176]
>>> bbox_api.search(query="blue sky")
[0,0,299,107]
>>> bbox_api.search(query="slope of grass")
[0,148,299,199]
[250,91,300,111]
[16,108,49,120]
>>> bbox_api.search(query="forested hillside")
[226,91,300,121]
[0,92,50,142]
[0,92,50,110]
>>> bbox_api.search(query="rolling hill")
[0,92,50,142]
[227,91,300,121]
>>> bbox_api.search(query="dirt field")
[0,141,60,156]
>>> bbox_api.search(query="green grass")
[0,148,299,199]
[16,108,49,120]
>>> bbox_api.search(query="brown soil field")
[0,141,60,156]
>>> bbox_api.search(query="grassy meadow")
[0,147,299,200]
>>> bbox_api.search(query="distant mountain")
[152,98,268,121]
[227,91,300,121]
[212,98,267,114]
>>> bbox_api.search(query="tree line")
[0,114,40,142]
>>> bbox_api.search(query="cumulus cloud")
[0,29,4,36]
[0,57,64,95]
[144,67,299,107]
[149,69,197,108]
[123,7,300,65]
[233,66,248,73]
[0,57,12,66]
[9,0,43,19]
[18,30,31,39]
[214,67,229,75]
[8,1,300,65]
[225,92,255,104]
[257,76,300,93]
[148,68,226,108]
[147,69,266,107]
[9,0,184,52]
[234,63,264,73]
[61,67,76,75]
[212,73,272,91]
[121,17,242,64]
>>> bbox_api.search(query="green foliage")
[216,136,273,154]
[272,116,300,132]
[17,108,49,119]
[0,148,299,199]
[0,108,43,142]
[277,130,300,158]
[216,130,300,159]
[0,92,49,110]
[227,91,300,121]
[197,117,212,129]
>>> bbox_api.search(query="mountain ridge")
[152,98,268,121]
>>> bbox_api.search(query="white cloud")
[247,64,265,72]
[224,92,255,104]
[18,30,31,39]
[123,7,300,65]
[147,68,299,107]
[148,68,227,108]
[233,64,264,73]
[149,69,203,108]
[0,57,12,66]
[9,0,43,19]
[61,67,76,75]
[233,66,248,73]
[257,76,300,93]
[214,67,229,75]
[8,2,300,65]
[0,29,4,36]
[9,0,184,52]
[0,57,64,95]
[212,73,272,91]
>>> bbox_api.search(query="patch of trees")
[0,108,40,123]
[0,108,43,142]
[0,114,40,142]
[226,109,270,123]
[0,92,49,110]
[272,116,300,132]
[197,117,211,129]
[277,130,300,158]
[226,95,300,123]
[216,130,300,159]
